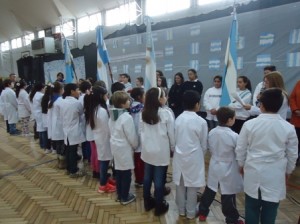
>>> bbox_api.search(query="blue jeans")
[8,123,17,134]
[245,191,279,224]
[82,141,91,162]
[115,169,131,201]
[38,131,48,149]
[99,160,110,186]
[143,163,166,205]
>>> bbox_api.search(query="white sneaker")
[45,149,52,154]
[52,150,57,154]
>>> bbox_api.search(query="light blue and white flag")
[144,16,157,91]
[220,9,238,106]
[96,26,110,89]
[64,38,75,83]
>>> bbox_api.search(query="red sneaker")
[97,183,116,193]
[108,178,116,186]
[237,220,245,224]
[199,214,207,222]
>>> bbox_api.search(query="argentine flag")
[96,26,110,90]
[144,16,157,91]
[64,39,75,83]
[220,10,238,106]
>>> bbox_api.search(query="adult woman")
[168,72,184,118]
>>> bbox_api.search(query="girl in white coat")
[236,89,298,224]
[15,80,31,136]
[173,90,207,219]
[1,79,19,135]
[198,107,243,224]
[41,85,52,153]
[140,87,175,216]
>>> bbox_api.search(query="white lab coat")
[228,89,252,120]
[109,110,138,170]
[140,107,175,166]
[78,93,87,138]
[92,107,112,161]
[130,101,143,153]
[207,126,243,194]
[203,87,221,121]
[1,87,18,124]
[236,114,298,202]
[17,89,31,118]
[32,91,46,132]
[61,96,85,145]
[173,111,207,188]
[0,93,4,116]
[86,123,94,141]
[49,97,64,141]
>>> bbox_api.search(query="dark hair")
[63,83,78,98]
[260,88,283,113]
[94,80,107,89]
[48,82,63,109]
[136,77,144,85]
[213,75,222,82]
[263,65,276,72]
[156,70,164,77]
[15,80,27,98]
[238,76,252,92]
[111,82,125,94]
[79,81,92,93]
[142,87,164,125]
[111,91,130,108]
[158,76,168,88]
[41,86,52,114]
[121,73,131,83]
[29,82,45,102]
[3,79,12,87]
[130,87,145,101]
[84,86,108,130]
[87,77,95,85]
[217,107,235,126]
[57,72,64,79]
[173,72,184,84]
[188,68,197,78]
[182,90,200,110]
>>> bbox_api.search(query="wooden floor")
[0,120,299,224]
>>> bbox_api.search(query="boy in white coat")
[236,88,298,224]
[198,107,244,224]
[173,90,207,219]
[109,91,138,205]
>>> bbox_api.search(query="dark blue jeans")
[245,191,279,224]
[6,120,10,133]
[143,163,166,205]
[65,142,79,174]
[8,123,17,134]
[82,141,91,162]
[39,131,47,149]
[99,160,110,186]
[115,169,131,201]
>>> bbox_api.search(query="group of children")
[0,73,298,223]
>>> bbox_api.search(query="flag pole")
[107,62,114,84]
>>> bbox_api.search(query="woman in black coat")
[168,72,184,118]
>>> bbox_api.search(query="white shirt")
[140,107,175,166]
[17,89,31,118]
[207,126,243,194]
[229,89,252,120]
[1,87,18,124]
[203,87,222,121]
[61,96,85,145]
[109,111,138,170]
[236,114,298,202]
[173,111,207,188]
[92,107,112,161]
[252,81,264,106]
[32,92,46,132]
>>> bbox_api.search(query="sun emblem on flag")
[97,60,102,68]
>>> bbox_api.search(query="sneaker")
[10,132,21,136]
[237,220,245,224]
[121,193,136,205]
[144,197,155,211]
[164,186,171,196]
[154,200,169,216]
[69,170,85,178]
[24,133,34,137]
[45,149,52,154]
[108,178,116,186]
[115,197,121,202]
[52,149,57,154]
[199,214,207,222]
[135,182,143,188]
[97,183,116,193]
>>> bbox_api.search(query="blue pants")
[99,160,110,186]
[65,142,79,174]
[143,163,166,205]
[82,141,91,162]
[115,169,131,201]
[8,123,17,134]
[38,131,50,149]
[245,191,279,224]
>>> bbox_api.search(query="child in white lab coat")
[198,107,244,224]
[173,90,207,219]
[236,88,298,224]
[41,85,52,153]
[109,91,138,205]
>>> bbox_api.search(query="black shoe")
[121,193,136,205]
[164,186,171,196]
[144,197,155,211]
[154,200,169,216]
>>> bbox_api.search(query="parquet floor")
[0,120,299,224]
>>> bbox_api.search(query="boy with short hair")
[236,88,298,224]
[109,91,138,205]
[198,107,244,224]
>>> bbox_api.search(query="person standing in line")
[181,69,203,98]
[236,88,298,224]
[168,72,184,118]
[173,90,207,220]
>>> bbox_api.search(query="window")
[0,41,10,51]
[106,2,137,26]
[38,30,45,38]
[55,25,61,33]
[11,37,22,49]
[198,0,222,6]
[62,21,74,37]
[24,33,35,45]
[89,13,102,30]
[146,0,190,17]
[78,13,102,33]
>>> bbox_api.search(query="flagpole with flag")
[64,38,77,83]
[144,16,157,91]
[220,6,238,106]
[96,26,112,90]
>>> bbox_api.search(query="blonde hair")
[265,71,288,97]
[111,91,129,108]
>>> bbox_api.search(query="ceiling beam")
[51,0,75,19]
